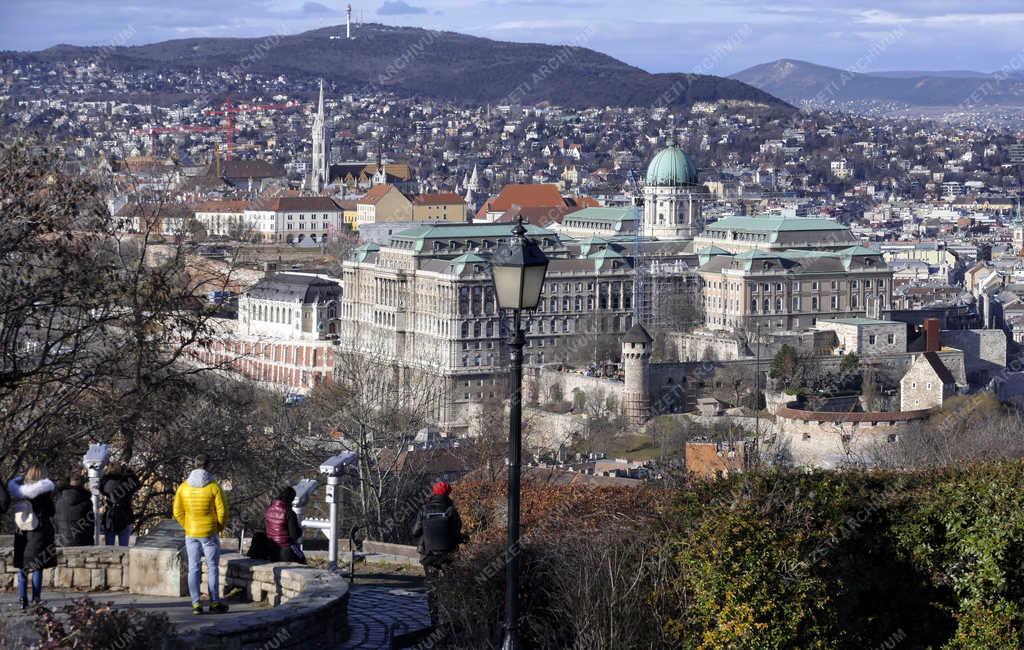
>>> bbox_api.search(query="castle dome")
[645,142,698,187]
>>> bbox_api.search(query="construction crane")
[203,98,299,161]
[133,125,219,156]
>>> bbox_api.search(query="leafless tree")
[305,341,446,541]
[871,393,1024,469]
[0,139,250,472]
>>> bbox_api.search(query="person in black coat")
[412,481,463,574]
[0,479,9,514]
[9,465,57,609]
[100,462,139,546]
[54,474,95,547]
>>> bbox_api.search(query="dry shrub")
[432,479,672,649]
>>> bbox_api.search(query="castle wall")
[523,367,623,407]
[774,405,931,468]
[940,329,1006,382]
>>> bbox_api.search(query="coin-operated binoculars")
[82,444,109,545]
[295,452,357,570]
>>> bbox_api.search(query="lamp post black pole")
[503,307,524,650]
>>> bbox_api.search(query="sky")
[3,1,1024,76]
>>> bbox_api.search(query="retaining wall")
[0,546,129,592]
[179,553,349,650]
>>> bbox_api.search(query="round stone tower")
[622,323,653,427]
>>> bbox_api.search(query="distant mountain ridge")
[3,24,792,110]
[731,58,1024,107]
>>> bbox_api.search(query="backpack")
[421,503,456,553]
[14,499,38,532]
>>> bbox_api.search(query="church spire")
[310,79,327,192]
[374,138,387,185]
[317,78,324,119]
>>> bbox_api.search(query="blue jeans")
[104,525,132,547]
[185,535,221,605]
[18,569,42,602]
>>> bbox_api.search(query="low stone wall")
[1,537,351,649]
[361,541,420,566]
[0,546,130,592]
[172,552,349,649]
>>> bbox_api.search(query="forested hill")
[5,23,792,110]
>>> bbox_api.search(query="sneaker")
[208,601,229,614]
[192,602,204,615]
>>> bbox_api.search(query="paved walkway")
[1,569,433,649]
[0,590,270,646]
[341,585,432,649]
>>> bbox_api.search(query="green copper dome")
[645,142,698,187]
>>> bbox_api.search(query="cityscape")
[2,2,1024,648]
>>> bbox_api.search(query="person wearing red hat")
[412,480,463,574]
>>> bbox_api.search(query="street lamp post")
[490,216,548,650]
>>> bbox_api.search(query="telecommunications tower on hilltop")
[346,4,353,39]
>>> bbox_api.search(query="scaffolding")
[627,170,650,326]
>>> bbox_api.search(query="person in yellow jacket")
[173,454,229,615]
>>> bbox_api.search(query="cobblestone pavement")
[341,584,432,649]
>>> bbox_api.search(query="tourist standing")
[100,461,139,546]
[172,454,229,615]
[412,481,464,575]
[54,473,94,547]
[9,465,56,609]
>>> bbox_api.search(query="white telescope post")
[318,452,357,570]
[294,453,357,570]
[82,444,109,546]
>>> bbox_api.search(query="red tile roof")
[488,184,567,212]
[565,195,600,208]
[413,192,466,206]
[495,205,581,225]
[267,196,342,212]
[194,199,249,214]
[358,184,398,206]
